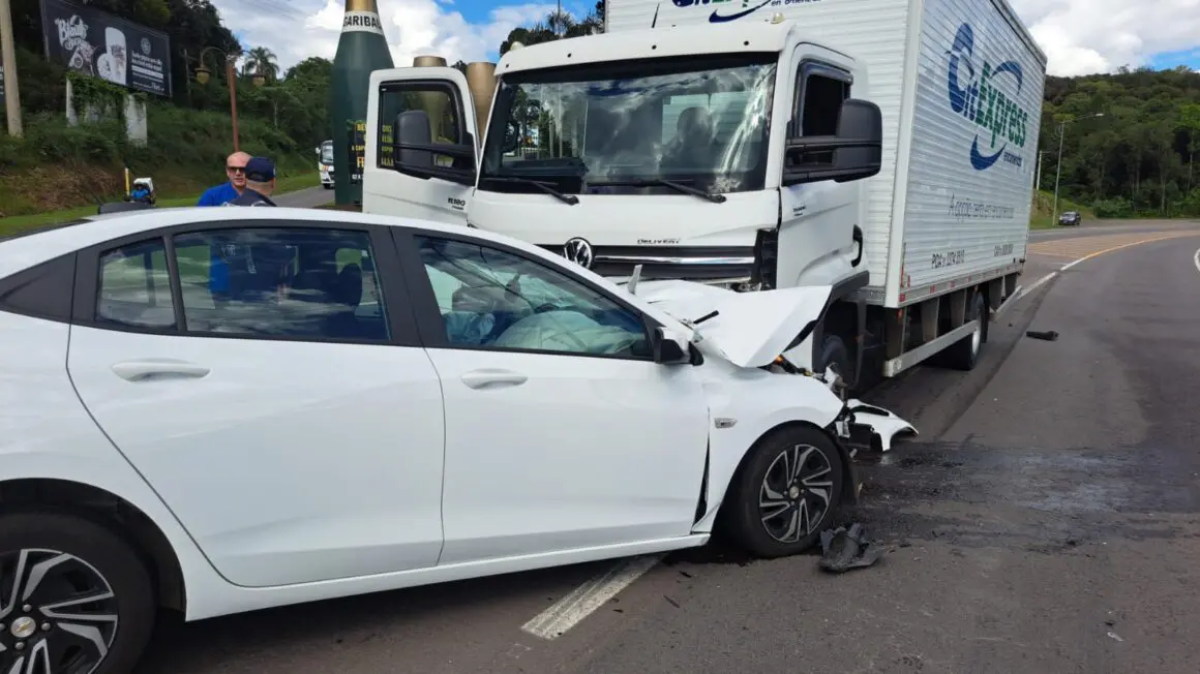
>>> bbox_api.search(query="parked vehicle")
[362,0,1046,391]
[1058,211,1082,226]
[317,140,335,189]
[0,206,910,674]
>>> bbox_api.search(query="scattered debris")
[1026,330,1059,341]
[819,523,886,573]
[1107,631,1123,642]
[663,596,681,609]
[843,400,918,452]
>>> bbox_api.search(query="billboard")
[39,0,172,97]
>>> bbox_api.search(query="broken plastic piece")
[844,399,917,452]
[1026,330,1059,341]
[819,523,885,573]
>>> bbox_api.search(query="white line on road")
[1193,247,1200,274]
[521,554,663,640]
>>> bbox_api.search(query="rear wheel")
[720,427,845,558]
[819,334,852,388]
[943,292,987,371]
[0,512,155,674]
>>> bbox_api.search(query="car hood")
[631,280,832,368]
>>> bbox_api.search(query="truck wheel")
[944,292,987,370]
[720,426,844,558]
[0,512,155,674]
[819,335,852,385]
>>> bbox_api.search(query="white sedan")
[0,207,885,673]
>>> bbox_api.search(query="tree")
[244,46,280,83]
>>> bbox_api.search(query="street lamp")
[192,47,263,152]
[1052,112,1104,225]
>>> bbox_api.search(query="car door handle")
[111,359,211,382]
[460,369,528,389]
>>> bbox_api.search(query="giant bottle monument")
[330,0,394,206]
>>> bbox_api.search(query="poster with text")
[40,0,172,97]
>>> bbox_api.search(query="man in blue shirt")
[227,157,278,207]
[199,151,250,304]
[197,151,251,206]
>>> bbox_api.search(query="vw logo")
[563,238,594,269]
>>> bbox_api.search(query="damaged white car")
[0,208,911,673]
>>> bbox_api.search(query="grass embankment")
[0,173,319,238]
[0,103,322,236]
[1029,190,1094,230]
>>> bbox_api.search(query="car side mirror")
[781,98,883,186]
[393,110,477,186]
[652,326,692,365]
[314,147,321,156]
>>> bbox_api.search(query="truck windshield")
[480,54,777,198]
[320,142,334,165]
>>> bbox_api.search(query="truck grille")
[538,245,756,281]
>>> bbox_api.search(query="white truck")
[361,0,1046,391]
[318,140,335,189]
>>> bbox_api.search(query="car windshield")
[320,142,334,165]
[480,54,777,197]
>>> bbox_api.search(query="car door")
[393,228,711,566]
[364,67,478,224]
[66,219,446,588]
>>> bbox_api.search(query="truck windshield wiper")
[589,178,727,204]
[480,176,579,205]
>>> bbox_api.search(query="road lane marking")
[521,554,663,640]
[1194,247,1200,274]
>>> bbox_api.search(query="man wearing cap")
[228,157,279,207]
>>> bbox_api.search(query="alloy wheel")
[0,549,119,674]
[758,444,835,543]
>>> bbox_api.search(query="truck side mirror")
[392,110,477,186]
[781,98,883,186]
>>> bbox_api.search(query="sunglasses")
[227,166,246,173]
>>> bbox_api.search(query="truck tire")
[944,292,987,371]
[0,511,156,674]
[719,426,844,558]
[820,335,852,386]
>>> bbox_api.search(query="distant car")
[0,207,910,674]
[1058,211,1082,226]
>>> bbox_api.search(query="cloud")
[212,0,1198,77]
[1008,0,1200,76]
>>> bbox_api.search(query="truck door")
[776,55,863,289]
[364,67,479,225]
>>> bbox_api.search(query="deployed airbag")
[493,310,641,355]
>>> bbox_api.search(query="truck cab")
[363,19,884,377]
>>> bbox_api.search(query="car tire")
[0,511,155,674]
[943,292,987,371]
[720,426,845,558]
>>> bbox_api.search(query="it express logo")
[670,0,822,24]
[946,22,1030,171]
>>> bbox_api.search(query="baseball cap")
[244,157,276,182]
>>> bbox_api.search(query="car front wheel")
[721,426,845,558]
[0,512,155,674]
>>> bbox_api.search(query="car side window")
[97,238,177,330]
[171,227,390,342]
[415,235,652,359]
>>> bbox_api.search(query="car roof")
[0,207,515,279]
[0,207,685,330]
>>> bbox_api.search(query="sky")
[212,0,1200,78]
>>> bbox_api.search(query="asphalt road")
[134,218,1200,674]
[274,186,335,209]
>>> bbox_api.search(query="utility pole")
[0,0,24,137]
[1052,112,1104,225]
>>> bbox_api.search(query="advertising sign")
[347,119,367,184]
[40,0,173,97]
